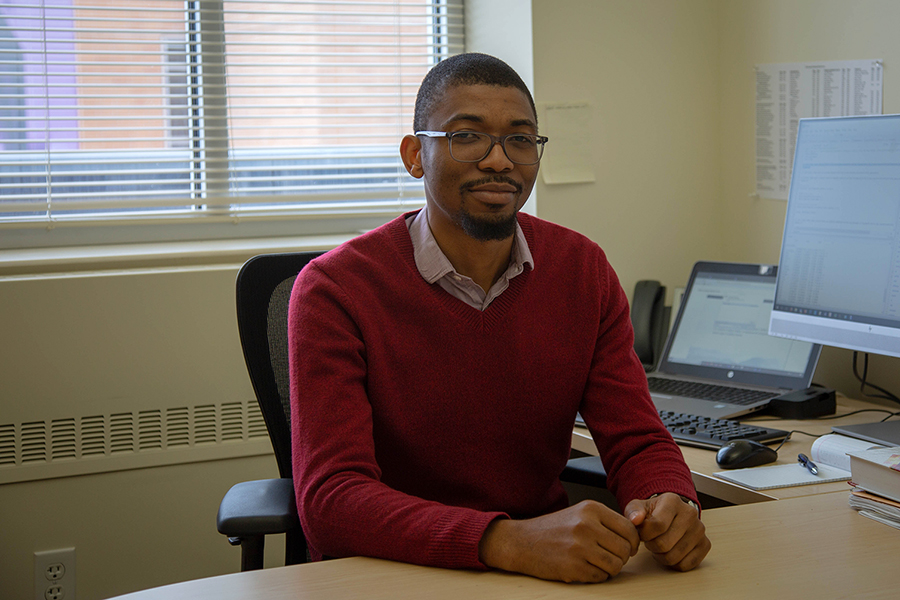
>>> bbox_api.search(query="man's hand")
[624,492,711,571]
[479,500,640,583]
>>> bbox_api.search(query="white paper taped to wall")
[538,102,596,185]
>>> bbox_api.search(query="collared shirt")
[406,206,534,311]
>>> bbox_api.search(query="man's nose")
[478,140,514,171]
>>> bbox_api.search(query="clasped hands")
[479,492,711,583]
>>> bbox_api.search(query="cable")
[750,408,899,423]
[814,409,900,422]
[852,351,900,406]
[769,411,900,453]
[773,430,823,452]
[877,411,900,423]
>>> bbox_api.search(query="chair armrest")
[217,478,299,537]
[561,456,608,489]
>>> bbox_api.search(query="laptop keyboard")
[647,376,779,406]
[658,410,789,448]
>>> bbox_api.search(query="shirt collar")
[406,206,534,284]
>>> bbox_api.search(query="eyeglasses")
[415,131,548,165]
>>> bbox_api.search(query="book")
[847,445,900,504]
[848,489,900,530]
[810,433,884,471]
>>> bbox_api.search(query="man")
[288,52,711,584]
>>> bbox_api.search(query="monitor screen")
[769,114,900,359]
[666,269,817,381]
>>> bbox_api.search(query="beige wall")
[0,260,287,600]
[4,2,900,599]
[1,455,281,599]
[533,0,724,305]
[716,0,900,397]
[532,0,900,399]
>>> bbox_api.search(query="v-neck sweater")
[288,211,696,569]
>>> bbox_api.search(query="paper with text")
[755,59,883,200]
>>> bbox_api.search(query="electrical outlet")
[45,585,65,600]
[34,548,75,600]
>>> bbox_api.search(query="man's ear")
[400,134,424,179]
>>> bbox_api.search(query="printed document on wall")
[755,59,883,200]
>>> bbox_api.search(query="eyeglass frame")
[415,130,549,165]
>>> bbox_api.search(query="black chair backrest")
[236,251,324,479]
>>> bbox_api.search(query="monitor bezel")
[768,114,900,360]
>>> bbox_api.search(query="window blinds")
[0,0,463,227]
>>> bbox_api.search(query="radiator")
[0,399,271,484]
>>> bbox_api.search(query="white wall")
[465,0,533,92]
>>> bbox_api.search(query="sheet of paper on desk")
[714,462,851,490]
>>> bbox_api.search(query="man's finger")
[651,528,712,571]
[596,508,641,556]
[624,498,650,527]
[636,496,684,542]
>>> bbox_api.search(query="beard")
[455,207,519,241]
[455,176,522,241]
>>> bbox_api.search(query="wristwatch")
[680,496,699,512]
[649,493,699,512]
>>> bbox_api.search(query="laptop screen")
[657,262,821,389]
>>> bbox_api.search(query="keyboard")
[658,410,789,449]
[647,377,779,406]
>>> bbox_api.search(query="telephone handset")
[631,280,668,371]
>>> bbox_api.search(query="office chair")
[216,251,607,571]
[217,251,324,571]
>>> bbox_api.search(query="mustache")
[460,176,523,195]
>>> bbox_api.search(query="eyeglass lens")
[450,132,543,164]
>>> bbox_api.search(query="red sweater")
[288,212,696,569]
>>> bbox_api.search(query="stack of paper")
[848,490,900,530]
[847,445,900,529]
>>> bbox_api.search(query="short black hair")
[413,53,536,132]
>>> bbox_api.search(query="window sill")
[0,233,357,277]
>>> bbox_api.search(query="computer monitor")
[769,114,900,358]
[769,114,900,446]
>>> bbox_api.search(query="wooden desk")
[110,492,897,600]
[572,394,893,504]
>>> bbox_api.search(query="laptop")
[647,261,822,419]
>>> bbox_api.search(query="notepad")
[714,463,851,490]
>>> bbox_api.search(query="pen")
[798,453,818,475]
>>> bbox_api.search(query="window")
[163,38,190,149]
[0,0,463,248]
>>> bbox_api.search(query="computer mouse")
[715,440,778,469]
